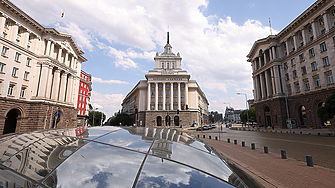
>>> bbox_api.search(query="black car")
[0,126,257,187]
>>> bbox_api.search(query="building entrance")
[174,116,179,127]
[157,116,162,126]
[3,109,20,134]
[165,115,171,127]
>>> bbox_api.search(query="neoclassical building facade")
[122,33,209,127]
[0,0,86,134]
[247,0,335,129]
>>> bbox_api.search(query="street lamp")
[92,108,98,126]
[237,93,249,127]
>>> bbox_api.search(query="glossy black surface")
[0,126,250,188]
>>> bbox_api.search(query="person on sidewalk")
[272,124,274,130]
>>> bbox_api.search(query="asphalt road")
[186,127,335,170]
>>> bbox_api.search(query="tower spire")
[167,31,169,44]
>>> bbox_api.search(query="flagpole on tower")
[269,17,272,35]
[61,10,65,32]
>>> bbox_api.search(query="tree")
[317,91,335,122]
[240,105,256,124]
[88,111,106,126]
[109,112,133,126]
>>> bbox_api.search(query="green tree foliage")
[88,111,106,126]
[208,115,214,123]
[317,91,335,121]
[109,112,134,126]
[240,105,256,123]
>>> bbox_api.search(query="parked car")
[211,124,217,129]
[196,125,210,131]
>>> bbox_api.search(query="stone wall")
[0,97,77,135]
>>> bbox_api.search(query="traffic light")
[177,110,179,114]
[135,108,138,114]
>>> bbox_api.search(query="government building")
[0,0,87,134]
[121,33,209,127]
[248,0,335,129]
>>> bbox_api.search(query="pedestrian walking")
[272,124,274,130]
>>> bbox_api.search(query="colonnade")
[147,81,188,111]
[44,39,77,70]
[35,63,76,104]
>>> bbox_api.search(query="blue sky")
[12,0,316,118]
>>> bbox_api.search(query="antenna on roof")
[167,26,170,44]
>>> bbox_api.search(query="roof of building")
[0,126,257,187]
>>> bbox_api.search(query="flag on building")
[61,11,64,18]
[55,109,59,118]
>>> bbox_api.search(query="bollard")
[306,155,313,167]
[215,136,218,140]
[264,146,268,153]
[242,141,245,147]
[251,143,255,150]
[203,135,205,139]
[300,132,302,134]
[227,138,230,143]
[209,135,211,139]
[197,135,199,138]
[234,140,237,144]
[281,149,287,159]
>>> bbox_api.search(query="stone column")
[301,28,307,45]
[170,83,174,110]
[45,40,51,56]
[274,66,282,94]
[51,69,61,100]
[293,35,298,50]
[285,40,289,55]
[178,82,181,110]
[263,51,267,64]
[155,82,158,110]
[64,52,69,65]
[59,72,68,102]
[185,82,188,107]
[311,20,317,39]
[37,64,49,98]
[162,82,166,110]
[0,17,5,34]
[21,31,30,49]
[253,77,258,101]
[269,48,273,61]
[50,42,55,57]
[147,82,150,110]
[323,11,330,32]
[258,56,262,67]
[10,25,18,41]
[265,69,272,97]
[270,67,277,95]
[66,75,74,103]
[71,56,75,69]
[58,48,63,62]
[260,73,266,98]
[45,65,53,99]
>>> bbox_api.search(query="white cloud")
[92,77,129,84]
[90,91,124,117]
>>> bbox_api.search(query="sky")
[11,0,317,118]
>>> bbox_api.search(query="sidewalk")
[204,138,335,188]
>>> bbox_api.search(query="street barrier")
[209,135,211,139]
[234,140,237,144]
[242,141,245,147]
[306,155,313,167]
[251,143,255,150]
[227,138,230,143]
[281,150,287,159]
[203,135,205,138]
[264,146,268,153]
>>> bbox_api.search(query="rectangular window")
[314,76,321,88]
[323,57,330,66]
[319,17,324,25]
[326,72,334,85]
[167,84,170,88]
[151,84,154,88]
[172,62,174,68]
[1,47,8,56]
[310,36,314,41]
[287,85,292,95]
[167,62,169,69]
[174,98,177,102]
[321,29,326,34]
[162,62,164,68]
[304,79,310,91]
[291,58,296,66]
[309,48,315,57]
[166,105,170,110]
[166,98,169,103]
[151,98,154,103]
[285,73,289,81]
[320,42,327,52]
[284,62,288,70]
[159,98,162,102]
[174,84,177,88]
[8,84,14,95]
[299,54,304,62]
[181,91,184,95]
[294,83,300,93]
[20,87,26,98]
[293,70,297,78]
[24,71,29,80]
[26,58,31,66]
[159,106,162,110]
[159,91,162,95]
[311,62,317,71]
[181,98,184,102]
[174,91,177,95]
[12,67,18,77]
[159,84,162,88]
[166,91,169,95]
[14,52,20,62]
[0,63,4,72]
[173,106,177,110]
[301,66,307,75]
[151,106,154,110]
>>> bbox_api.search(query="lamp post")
[237,93,249,127]
[92,108,98,126]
